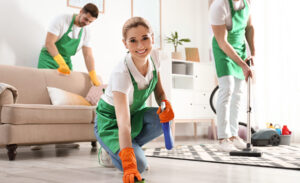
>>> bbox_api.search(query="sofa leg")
[91,141,97,148]
[6,144,17,161]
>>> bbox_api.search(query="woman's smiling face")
[123,25,154,60]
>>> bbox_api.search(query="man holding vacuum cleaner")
[38,3,101,86]
[210,0,255,152]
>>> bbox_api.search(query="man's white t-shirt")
[47,14,92,52]
[210,0,251,30]
[102,49,160,106]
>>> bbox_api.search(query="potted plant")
[165,31,191,59]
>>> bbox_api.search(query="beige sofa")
[0,64,99,160]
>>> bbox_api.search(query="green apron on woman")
[96,57,158,153]
[38,15,83,70]
[212,0,250,80]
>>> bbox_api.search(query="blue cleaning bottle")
[160,101,174,150]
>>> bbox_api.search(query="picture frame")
[131,0,162,49]
[185,48,200,62]
[67,0,105,13]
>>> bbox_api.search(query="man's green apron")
[96,57,158,153]
[212,0,249,80]
[38,15,83,70]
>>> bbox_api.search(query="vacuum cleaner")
[209,60,262,156]
[239,122,280,146]
[229,61,262,157]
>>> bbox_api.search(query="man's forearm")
[84,55,95,72]
[82,46,95,72]
[45,42,59,57]
[246,26,255,56]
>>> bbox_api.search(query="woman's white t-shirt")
[102,49,160,106]
[210,0,251,30]
[47,14,92,52]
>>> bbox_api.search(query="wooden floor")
[1,137,299,183]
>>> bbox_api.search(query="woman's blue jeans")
[94,107,163,173]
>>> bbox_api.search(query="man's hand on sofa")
[88,70,101,86]
[53,54,71,75]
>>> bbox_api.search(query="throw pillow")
[47,87,91,106]
[85,84,107,106]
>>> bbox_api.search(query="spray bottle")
[160,101,174,150]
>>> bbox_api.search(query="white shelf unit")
[170,59,217,140]
[146,53,217,140]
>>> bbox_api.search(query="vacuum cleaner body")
[251,129,280,146]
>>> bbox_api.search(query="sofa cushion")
[1,104,96,125]
[85,85,107,106]
[47,87,91,106]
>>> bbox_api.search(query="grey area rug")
[144,144,300,170]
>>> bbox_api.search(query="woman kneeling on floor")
[94,17,174,183]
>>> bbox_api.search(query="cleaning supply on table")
[274,124,281,135]
[268,123,275,129]
[282,125,291,135]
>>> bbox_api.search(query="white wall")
[162,0,210,63]
[0,0,209,81]
[0,0,130,83]
[251,0,300,142]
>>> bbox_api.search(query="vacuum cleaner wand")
[230,60,262,157]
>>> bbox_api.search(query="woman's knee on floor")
[135,152,147,173]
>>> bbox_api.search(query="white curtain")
[251,0,300,142]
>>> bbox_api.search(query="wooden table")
[171,118,217,140]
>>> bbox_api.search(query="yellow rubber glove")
[119,148,142,183]
[89,70,101,86]
[53,54,70,75]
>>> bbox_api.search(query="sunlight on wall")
[0,42,16,65]
[251,0,300,141]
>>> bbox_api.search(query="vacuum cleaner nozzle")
[230,148,262,157]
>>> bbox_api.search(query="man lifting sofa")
[0,64,100,160]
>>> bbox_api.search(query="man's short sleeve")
[47,14,65,36]
[210,0,227,25]
[82,27,92,48]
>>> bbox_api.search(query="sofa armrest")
[0,89,14,122]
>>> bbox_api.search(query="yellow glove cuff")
[53,54,67,66]
[89,70,101,86]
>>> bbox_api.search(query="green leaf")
[171,32,175,39]
[179,38,191,42]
